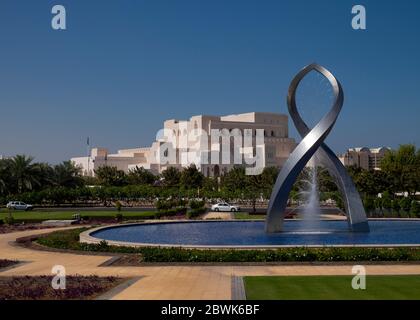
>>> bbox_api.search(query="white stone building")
[71,112,296,177]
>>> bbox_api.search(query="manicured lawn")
[0,210,156,222]
[234,212,266,220]
[244,275,420,300]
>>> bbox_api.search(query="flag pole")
[87,137,90,176]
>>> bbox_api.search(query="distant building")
[71,112,296,177]
[71,147,157,177]
[338,147,391,170]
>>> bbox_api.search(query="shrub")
[0,219,4,226]
[4,216,15,225]
[115,213,123,222]
[363,196,375,214]
[187,207,206,219]
[155,199,172,211]
[37,228,420,263]
[410,201,420,217]
[189,200,205,210]
[399,197,412,213]
[153,211,161,219]
[392,200,400,216]
[115,201,122,212]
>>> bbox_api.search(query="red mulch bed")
[0,223,58,234]
[0,275,123,300]
[0,259,19,269]
[0,220,114,234]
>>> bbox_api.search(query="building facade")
[71,112,296,177]
[338,147,391,170]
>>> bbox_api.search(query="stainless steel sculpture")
[265,63,369,233]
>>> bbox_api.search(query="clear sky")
[0,0,419,163]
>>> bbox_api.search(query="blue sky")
[0,0,419,163]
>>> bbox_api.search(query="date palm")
[0,159,10,195]
[53,161,82,188]
[9,155,41,193]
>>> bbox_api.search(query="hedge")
[36,228,420,263]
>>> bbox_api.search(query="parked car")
[211,202,240,212]
[6,201,33,211]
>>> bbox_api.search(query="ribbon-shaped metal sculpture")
[265,63,369,233]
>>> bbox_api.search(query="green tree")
[94,166,127,186]
[221,166,278,213]
[244,174,264,214]
[202,177,219,193]
[318,168,338,193]
[8,155,41,193]
[127,166,156,185]
[220,166,247,195]
[161,167,181,187]
[260,166,279,192]
[347,165,393,197]
[180,164,204,189]
[381,144,420,196]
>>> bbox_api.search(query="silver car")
[6,201,33,211]
[211,202,240,212]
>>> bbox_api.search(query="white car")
[211,202,240,212]
[6,201,33,211]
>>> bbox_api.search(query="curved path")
[1,227,420,300]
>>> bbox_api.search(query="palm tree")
[53,161,82,188]
[0,159,11,195]
[8,155,41,193]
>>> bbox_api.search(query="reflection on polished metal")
[265,63,369,233]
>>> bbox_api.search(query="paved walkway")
[202,211,234,220]
[1,227,420,300]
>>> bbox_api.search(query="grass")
[234,212,266,219]
[244,275,420,300]
[0,210,157,222]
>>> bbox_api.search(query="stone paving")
[1,227,420,300]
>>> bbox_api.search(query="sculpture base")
[349,221,370,232]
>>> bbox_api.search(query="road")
[30,206,268,213]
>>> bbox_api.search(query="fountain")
[80,64,420,248]
[298,156,322,232]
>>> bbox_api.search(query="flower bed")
[0,259,18,269]
[0,275,122,300]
